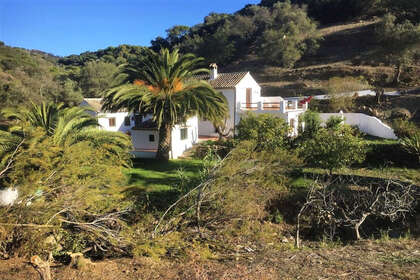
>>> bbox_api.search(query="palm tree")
[102,48,228,160]
[1,102,132,166]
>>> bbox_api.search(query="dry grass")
[1,239,419,280]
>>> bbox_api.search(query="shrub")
[193,139,236,160]
[393,119,419,138]
[298,110,322,139]
[236,112,289,151]
[325,116,343,131]
[0,130,132,258]
[400,132,420,163]
[299,125,366,174]
[390,108,412,121]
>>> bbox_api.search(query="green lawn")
[123,159,205,211]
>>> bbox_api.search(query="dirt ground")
[1,239,419,280]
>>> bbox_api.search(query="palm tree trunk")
[156,123,172,161]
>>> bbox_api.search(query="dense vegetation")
[0,1,419,276]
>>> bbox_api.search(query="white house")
[80,98,199,159]
[197,64,308,137]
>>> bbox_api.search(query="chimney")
[209,63,218,80]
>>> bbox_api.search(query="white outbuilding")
[80,98,199,159]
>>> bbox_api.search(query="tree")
[300,125,366,175]
[375,13,420,84]
[257,1,319,67]
[236,112,290,151]
[1,102,132,165]
[80,61,118,97]
[102,48,228,160]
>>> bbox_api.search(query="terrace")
[238,98,308,113]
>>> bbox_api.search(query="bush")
[400,132,420,163]
[193,139,236,160]
[393,119,419,138]
[298,111,322,139]
[0,132,132,258]
[236,112,289,151]
[325,116,343,131]
[299,125,367,174]
[390,108,412,121]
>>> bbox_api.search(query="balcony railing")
[240,103,258,110]
[239,100,308,113]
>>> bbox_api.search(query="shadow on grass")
[123,159,205,218]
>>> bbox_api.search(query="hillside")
[224,20,420,97]
[0,43,82,109]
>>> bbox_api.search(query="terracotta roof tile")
[194,72,248,89]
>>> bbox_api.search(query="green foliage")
[150,3,319,67]
[1,102,132,168]
[260,0,413,25]
[299,110,321,139]
[299,125,367,174]
[79,61,118,97]
[392,119,419,138]
[375,13,420,83]
[193,139,236,159]
[236,112,290,151]
[257,1,319,67]
[0,128,132,257]
[103,48,228,160]
[400,132,420,163]
[325,116,343,130]
[58,44,147,67]
[0,44,82,108]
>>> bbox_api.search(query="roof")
[82,98,103,112]
[194,72,248,89]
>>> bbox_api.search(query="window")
[180,128,188,140]
[149,134,155,142]
[124,116,131,126]
[109,117,116,127]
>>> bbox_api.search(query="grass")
[126,159,204,192]
[123,159,205,211]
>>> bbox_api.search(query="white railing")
[239,100,308,113]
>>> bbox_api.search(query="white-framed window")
[149,134,155,142]
[109,117,116,127]
[180,128,188,140]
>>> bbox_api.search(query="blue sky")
[0,0,260,56]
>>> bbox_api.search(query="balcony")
[239,99,308,113]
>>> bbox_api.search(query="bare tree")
[296,177,417,244]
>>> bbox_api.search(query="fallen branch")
[0,139,24,178]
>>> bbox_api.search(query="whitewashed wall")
[235,73,262,104]
[131,116,198,159]
[97,112,132,133]
[320,113,398,139]
[131,129,159,151]
[198,88,235,137]
[171,116,199,159]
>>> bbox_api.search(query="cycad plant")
[102,48,228,160]
[1,102,132,167]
